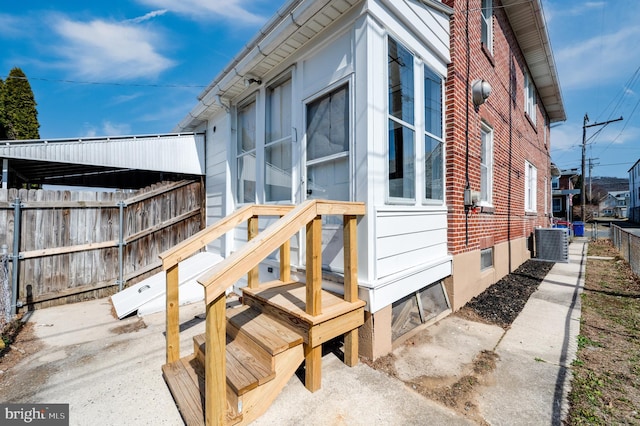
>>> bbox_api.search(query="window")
[481,0,493,53]
[265,77,293,201]
[306,84,350,202]
[551,176,559,189]
[524,71,536,125]
[388,37,415,200]
[525,160,537,211]
[481,247,493,271]
[424,65,444,201]
[237,100,257,203]
[480,123,493,205]
[552,198,562,212]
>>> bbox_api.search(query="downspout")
[507,55,513,273]
[464,0,471,246]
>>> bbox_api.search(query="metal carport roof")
[0,133,205,188]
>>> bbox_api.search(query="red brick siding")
[443,0,552,256]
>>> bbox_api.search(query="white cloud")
[53,17,174,80]
[136,0,265,25]
[82,121,132,137]
[0,14,24,37]
[556,25,640,90]
[103,121,132,135]
[110,93,144,105]
[550,122,582,152]
[127,9,168,24]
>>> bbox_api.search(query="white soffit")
[0,133,205,175]
[502,0,566,122]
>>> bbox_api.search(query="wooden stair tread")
[226,305,303,355]
[162,357,204,426]
[243,281,366,325]
[163,355,242,425]
[193,333,275,396]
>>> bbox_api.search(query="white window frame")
[524,71,536,125]
[423,64,445,204]
[480,247,493,271]
[236,97,258,204]
[480,122,493,206]
[264,74,293,202]
[525,160,537,212]
[552,198,562,213]
[481,0,493,54]
[387,36,417,204]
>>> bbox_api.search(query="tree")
[3,67,40,139]
[0,78,8,140]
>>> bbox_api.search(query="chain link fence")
[611,224,640,278]
[1,247,10,328]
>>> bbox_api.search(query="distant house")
[599,191,629,218]
[552,168,579,222]
[174,0,564,357]
[629,159,640,222]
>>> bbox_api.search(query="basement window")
[481,247,493,271]
[391,281,450,341]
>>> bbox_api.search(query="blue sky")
[1,0,639,178]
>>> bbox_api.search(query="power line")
[3,75,207,89]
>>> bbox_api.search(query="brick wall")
[444,0,552,256]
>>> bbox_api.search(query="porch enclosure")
[0,180,204,312]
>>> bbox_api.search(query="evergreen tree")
[3,67,40,139]
[0,78,8,139]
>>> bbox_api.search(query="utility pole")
[581,114,623,220]
[588,157,599,203]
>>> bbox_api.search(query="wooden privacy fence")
[0,180,204,312]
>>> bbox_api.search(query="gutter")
[176,0,340,131]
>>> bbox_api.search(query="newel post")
[165,264,180,363]
[205,293,226,426]
[304,214,322,392]
[343,214,359,366]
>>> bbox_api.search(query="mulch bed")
[457,259,555,329]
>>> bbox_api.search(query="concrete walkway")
[1,240,587,425]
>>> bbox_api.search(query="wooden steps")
[163,305,305,425]
[242,281,366,347]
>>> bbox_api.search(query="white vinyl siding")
[376,210,448,279]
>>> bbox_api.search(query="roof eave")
[502,0,566,123]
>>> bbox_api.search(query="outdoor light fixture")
[244,76,262,87]
[471,79,492,107]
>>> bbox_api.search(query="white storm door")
[305,84,351,272]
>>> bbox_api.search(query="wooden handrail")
[162,199,365,425]
[161,203,295,364]
[196,200,365,305]
[159,204,294,269]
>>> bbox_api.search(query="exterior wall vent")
[535,228,569,263]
